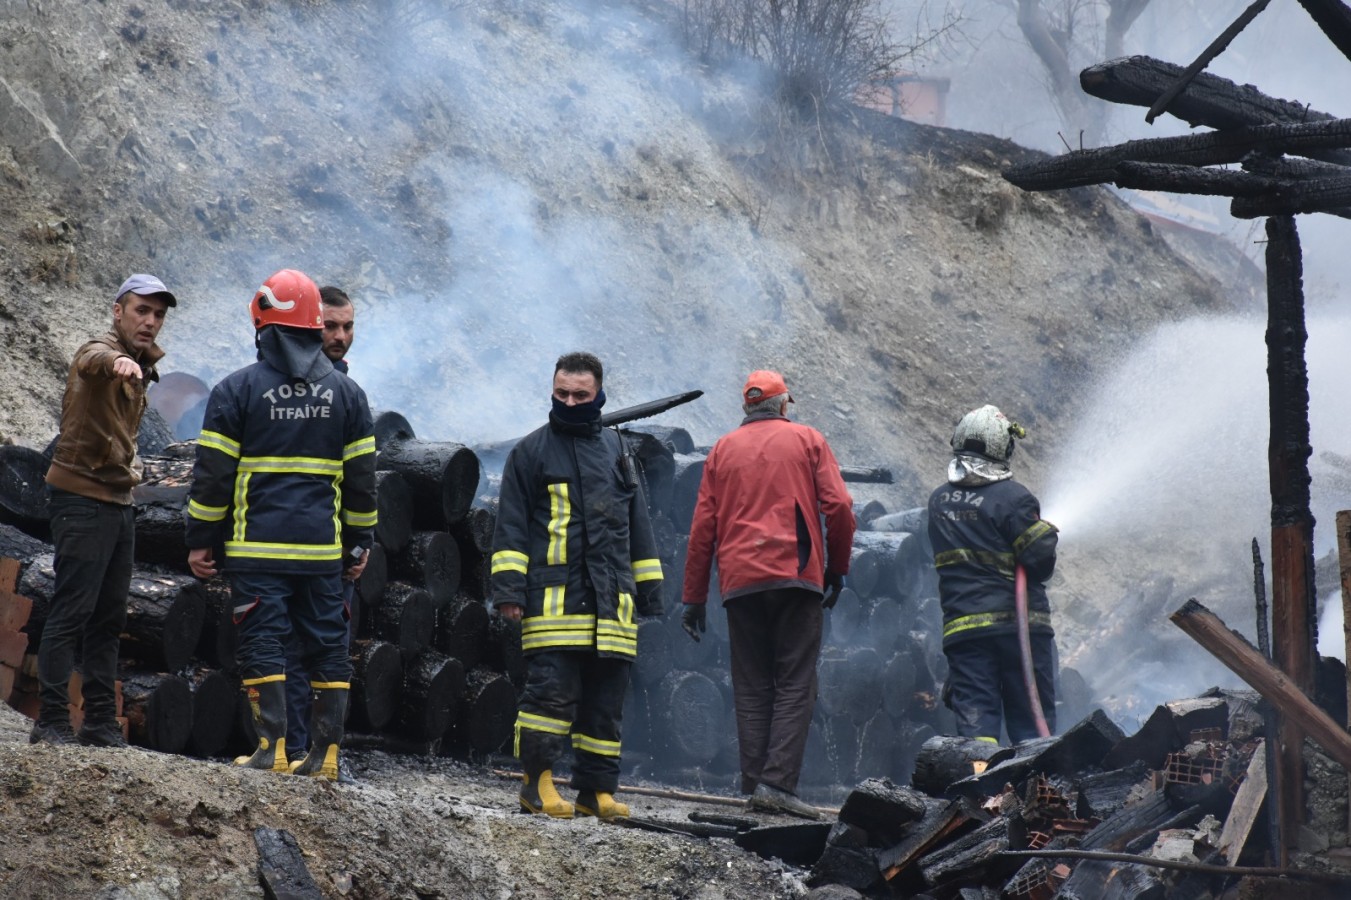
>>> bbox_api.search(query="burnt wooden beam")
[1217,746,1267,865]
[999,848,1351,886]
[1145,0,1275,124]
[1003,118,1351,192]
[1297,0,1351,64]
[1231,175,1351,218]
[1266,213,1316,863]
[253,827,324,900]
[1110,160,1285,196]
[1082,56,1340,137]
[1169,600,1351,770]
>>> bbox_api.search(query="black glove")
[822,572,844,610]
[681,603,706,642]
[637,580,664,619]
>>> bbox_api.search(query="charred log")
[397,649,464,740]
[121,671,193,753]
[372,581,435,659]
[632,618,673,688]
[485,614,526,689]
[354,542,388,614]
[1231,174,1351,218]
[392,531,461,607]
[376,439,481,529]
[0,445,50,535]
[374,470,414,555]
[451,506,495,556]
[370,409,416,448]
[432,593,489,671]
[348,638,403,733]
[448,666,517,755]
[185,666,235,758]
[912,735,1005,797]
[656,670,725,766]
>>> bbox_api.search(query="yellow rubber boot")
[574,790,629,820]
[234,676,290,773]
[520,770,574,818]
[289,684,347,781]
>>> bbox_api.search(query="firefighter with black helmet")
[186,269,377,780]
[927,404,1059,745]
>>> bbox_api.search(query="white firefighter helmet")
[950,404,1026,461]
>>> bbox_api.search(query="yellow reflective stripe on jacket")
[547,483,570,565]
[187,498,228,522]
[596,616,638,656]
[343,435,376,460]
[521,613,596,651]
[933,548,1016,579]
[491,549,529,575]
[1013,519,1058,555]
[225,540,343,561]
[516,711,571,735]
[631,558,663,583]
[238,456,343,476]
[198,429,241,458]
[572,732,621,757]
[341,507,378,527]
[617,591,634,625]
[232,472,252,543]
[242,674,286,686]
[545,584,565,619]
[943,609,1052,638]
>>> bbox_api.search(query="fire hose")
[1015,563,1052,739]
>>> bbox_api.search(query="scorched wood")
[917,815,1024,890]
[194,578,237,672]
[121,671,193,753]
[348,639,402,732]
[432,593,489,670]
[448,666,517,755]
[376,439,481,529]
[185,666,235,758]
[372,581,434,659]
[398,649,464,740]
[0,445,50,534]
[911,735,1004,797]
[370,409,415,448]
[656,670,725,766]
[393,530,460,606]
[451,506,495,555]
[373,470,414,555]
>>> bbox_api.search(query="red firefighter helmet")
[250,269,322,330]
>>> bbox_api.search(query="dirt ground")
[0,701,816,899]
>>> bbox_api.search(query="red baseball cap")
[743,370,793,403]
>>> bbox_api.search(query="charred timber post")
[1297,0,1351,65]
[838,465,894,485]
[1337,509,1351,836]
[599,390,704,428]
[1266,214,1317,862]
[1231,175,1351,219]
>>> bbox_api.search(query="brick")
[0,558,18,593]
[0,628,27,668]
[0,589,33,632]
[0,663,13,705]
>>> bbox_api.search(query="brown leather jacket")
[46,330,164,505]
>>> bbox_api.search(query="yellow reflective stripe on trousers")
[515,711,572,757]
[943,610,1052,638]
[198,429,241,458]
[242,674,286,686]
[187,498,228,522]
[491,549,529,575]
[933,548,1016,579]
[547,483,570,565]
[631,558,662,582]
[1013,519,1058,555]
[310,681,350,690]
[343,435,376,460]
[572,732,621,757]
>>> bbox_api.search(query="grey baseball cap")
[115,273,177,307]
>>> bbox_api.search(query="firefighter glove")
[822,572,845,610]
[681,603,706,642]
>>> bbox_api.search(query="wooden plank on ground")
[1219,745,1268,865]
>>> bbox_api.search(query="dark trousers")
[515,650,631,794]
[285,579,356,753]
[726,587,823,796]
[231,571,352,684]
[944,631,1057,745]
[37,490,134,724]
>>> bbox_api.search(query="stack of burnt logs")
[0,407,1089,801]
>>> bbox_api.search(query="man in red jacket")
[680,370,855,818]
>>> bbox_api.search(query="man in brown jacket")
[34,274,176,746]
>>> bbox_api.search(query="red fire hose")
[1015,563,1052,739]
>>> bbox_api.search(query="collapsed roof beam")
[1297,0,1351,64]
[1003,118,1351,192]
[1145,0,1275,124]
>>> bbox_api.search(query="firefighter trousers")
[514,649,631,794]
[944,631,1056,745]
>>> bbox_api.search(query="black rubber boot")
[234,676,289,773]
[289,685,347,781]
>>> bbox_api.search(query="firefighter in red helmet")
[186,269,377,780]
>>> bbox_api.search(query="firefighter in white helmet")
[926,405,1059,744]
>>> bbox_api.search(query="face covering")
[551,388,606,425]
[256,325,334,382]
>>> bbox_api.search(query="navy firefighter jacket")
[185,360,377,574]
[926,478,1058,647]
[489,415,664,660]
